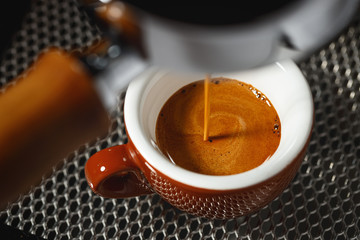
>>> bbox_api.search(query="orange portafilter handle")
[0,48,110,209]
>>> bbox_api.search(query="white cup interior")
[124,60,314,190]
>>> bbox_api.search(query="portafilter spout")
[83,0,360,73]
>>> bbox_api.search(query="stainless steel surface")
[133,0,360,73]
[0,0,359,239]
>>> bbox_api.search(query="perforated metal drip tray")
[0,0,360,239]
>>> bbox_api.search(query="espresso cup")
[85,60,314,219]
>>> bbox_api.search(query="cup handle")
[85,145,153,198]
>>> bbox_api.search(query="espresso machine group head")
[104,0,359,73]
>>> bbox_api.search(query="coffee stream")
[203,74,211,141]
[155,77,281,175]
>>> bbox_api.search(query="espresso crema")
[155,78,281,175]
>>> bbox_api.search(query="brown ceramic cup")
[85,60,314,219]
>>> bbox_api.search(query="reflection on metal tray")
[0,0,359,239]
